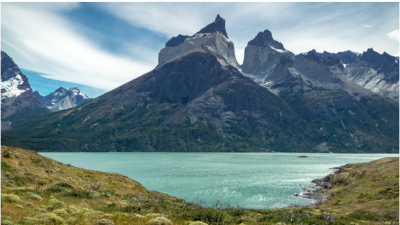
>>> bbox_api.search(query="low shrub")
[344,210,379,221]
[145,213,165,219]
[21,217,40,225]
[48,199,66,210]
[30,194,43,201]
[53,209,68,217]
[61,189,93,199]
[2,194,21,203]
[146,217,173,225]
[35,213,66,224]
[189,222,209,225]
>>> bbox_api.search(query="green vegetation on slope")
[1,146,398,224]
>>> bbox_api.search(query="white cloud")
[386,29,399,41]
[100,2,398,56]
[1,3,155,91]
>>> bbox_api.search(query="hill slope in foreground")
[1,146,398,225]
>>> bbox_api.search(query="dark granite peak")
[166,34,190,47]
[305,51,343,69]
[311,49,360,64]
[196,14,229,39]
[55,87,68,93]
[279,55,293,66]
[1,51,19,82]
[360,48,399,82]
[248,30,285,50]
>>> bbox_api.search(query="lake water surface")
[40,152,396,209]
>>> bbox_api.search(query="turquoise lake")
[40,152,397,209]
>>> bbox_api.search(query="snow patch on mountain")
[34,87,91,112]
[1,74,29,100]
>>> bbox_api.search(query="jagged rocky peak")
[310,49,361,65]
[248,30,285,50]
[304,51,343,69]
[196,14,229,38]
[1,51,50,128]
[158,14,239,69]
[241,29,293,79]
[34,87,91,112]
[166,34,190,47]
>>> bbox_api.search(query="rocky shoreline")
[292,163,351,206]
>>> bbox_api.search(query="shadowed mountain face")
[2,16,398,153]
[34,87,91,112]
[196,14,229,39]
[1,51,50,130]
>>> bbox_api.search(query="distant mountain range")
[2,15,398,153]
[34,87,91,112]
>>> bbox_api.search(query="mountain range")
[34,87,91,112]
[1,15,398,153]
[1,51,50,130]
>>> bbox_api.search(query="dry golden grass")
[1,145,398,225]
[318,157,399,214]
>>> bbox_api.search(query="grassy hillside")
[1,146,398,225]
[314,157,399,214]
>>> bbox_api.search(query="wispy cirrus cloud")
[1,3,155,91]
[386,29,399,41]
[99,2,399,59]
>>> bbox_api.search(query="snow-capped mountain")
[34,87,91,112]
[1,51,50,130]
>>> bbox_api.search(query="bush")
[45,183,74,193]
[1,161,14,172]
[21,217,40,225]
[35,213,66,224]
[3,152,12,158]
[189,222,209,225]
[30,194,43,201]
[145,213,165,220]
[48,199,66,210]
[146,217,173,225]
[53,209,68,217]
[61,189,93,199]
[2,194,21,203]
[346,210,379,221]
[95,219,115,225]
[180,208,229,224]
[1,220,14,225]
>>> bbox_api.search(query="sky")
[2,2,399,97]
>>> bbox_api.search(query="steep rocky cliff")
[158,15,240,69]
[1,51,50,130]
[241,30,294,83]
